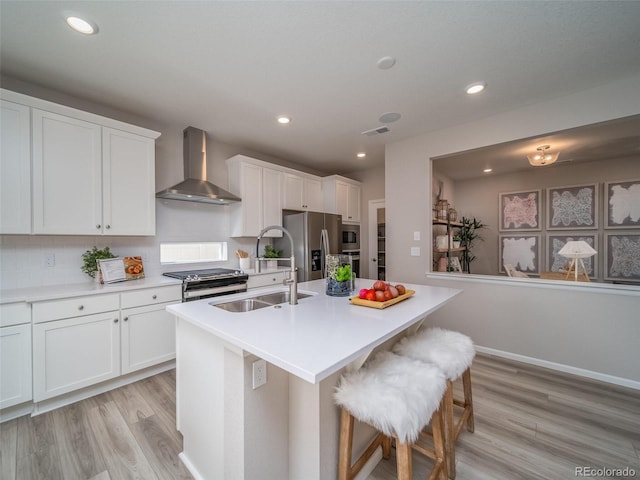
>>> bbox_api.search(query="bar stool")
[393,327,475,479]
[334,350,448,480]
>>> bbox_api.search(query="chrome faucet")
[256,225,298,305]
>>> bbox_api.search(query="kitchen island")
[168,278,461,480]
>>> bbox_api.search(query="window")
[160,242,228,264]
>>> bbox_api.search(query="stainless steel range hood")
[156,127,241,204]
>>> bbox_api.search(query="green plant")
[459,217,486,273]
[334,264,352,282]
[81,246,116,278]
[263,244,282,258]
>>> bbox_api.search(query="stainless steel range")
[163,268,249,302]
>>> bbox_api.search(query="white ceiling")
[2,1,640,175]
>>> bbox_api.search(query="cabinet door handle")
[123,317,129,322]
[96,224,101,229]
[152,294,157,299]
[105,224,111,229]
[78,305,84,311]
[114,318,119,323]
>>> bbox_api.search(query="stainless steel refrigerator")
[274,211,342,282]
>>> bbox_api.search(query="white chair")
[393,328,475,479]
[335,350,448,480]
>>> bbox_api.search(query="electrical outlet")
[45,253,55,267]
[411,247,420,257]
[252,359,267,389]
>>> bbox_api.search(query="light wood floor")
[1,354,638,480]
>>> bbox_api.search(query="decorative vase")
[239,257,251,271]
[266,260,278,270]
[325,254,354,297]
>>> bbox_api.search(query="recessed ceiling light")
[483,168,493,173]
[66,16,98,35]
[465,82,487,95]
[276,115,291,124]
[357,152,366,158]
[377,56,396,70]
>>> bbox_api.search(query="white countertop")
[167,278,462,384]
[0,276,183,304]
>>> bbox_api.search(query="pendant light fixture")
[527,145,559,167]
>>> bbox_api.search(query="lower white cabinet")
[121,302,176,374]
[33,311,120,401]
[0,323,32,409]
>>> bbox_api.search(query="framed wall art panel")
[604,232,640,282]
[499,234,541,275]
[547,234,598,278]
[605,179,640,228]
[547,183,598,230]
[499,190,541,232]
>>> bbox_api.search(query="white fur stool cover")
[393,327,475,380]
[334,351,446,443]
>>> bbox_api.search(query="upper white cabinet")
[0,100,32,234]
[32,109,103,234]
[1,88,160,236]
[227,155,283,237]
[323,175,362,224]
[283,173,323,211]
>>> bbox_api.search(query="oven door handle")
[183,283,248,300]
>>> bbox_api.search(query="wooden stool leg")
[382,435,391,459]
[395,441,413,480]
[462,368,474,433]
[443,379,456,478]
[338,408,355,480]
[431,405,448,480]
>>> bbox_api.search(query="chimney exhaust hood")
[156,127,241,204]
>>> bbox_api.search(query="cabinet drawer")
[0,302,30,327]
[247,272,288,289]
[120,285,182,309]
[32,293,119,323]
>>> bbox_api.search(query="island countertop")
[167,278,462,383]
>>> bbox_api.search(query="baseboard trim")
[475,346,640,391]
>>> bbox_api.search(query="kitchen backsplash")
[0,200,259,290]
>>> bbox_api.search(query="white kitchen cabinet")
[323,175,362,223]
[0,303,32,409]
[247,270,290,289]
[33,311,120,401]
[283,173,323,212]
[102,127,156,235]
[0,100,31,234]
[121,302,177,374]
[120,285,181,374]
[32,109,103,234]
[32,110,157,235]
[227,155,283,237]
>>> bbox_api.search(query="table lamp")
[558,240,597,282]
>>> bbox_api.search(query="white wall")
[385,73,640,386]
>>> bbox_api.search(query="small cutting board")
[349,289,415,309]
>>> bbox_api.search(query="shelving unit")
[432,219,465,272]
[377,223,386,280]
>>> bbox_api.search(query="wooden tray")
[349,289,415,309]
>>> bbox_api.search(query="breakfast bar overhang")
[168,278,461,480]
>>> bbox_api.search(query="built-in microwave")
[341,224,360,251]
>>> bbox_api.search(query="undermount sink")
[213,298,272,313]
[253,291,312,304]
[211,291,313,313]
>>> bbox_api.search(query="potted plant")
[459,217,486,274]
[325,254,353,297]
[452,234,462,249]
[263,244,282,269]
[81,246,116,280]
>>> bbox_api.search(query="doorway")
[368,199,386,280]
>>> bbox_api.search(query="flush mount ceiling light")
[527,145,559,167]
[377,56,396,70]
[65,15,98,35]
[276,115,291,124]
[483,168,493,173]
[378,112,401,123]
[465,81,486,95]
[356,152,366,158]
